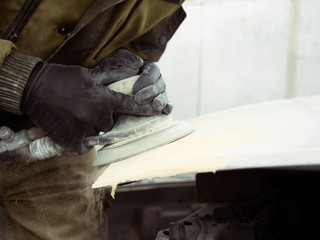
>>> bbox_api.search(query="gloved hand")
[97,54,172,114]
[92,48,143,85]
[133,62,172,114]
[21,49,167,154]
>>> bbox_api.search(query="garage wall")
[158,0,320,120]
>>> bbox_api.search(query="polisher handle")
[107,75,139,95]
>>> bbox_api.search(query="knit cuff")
[0,51,42,114]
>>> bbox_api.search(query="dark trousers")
[0,149,104,240]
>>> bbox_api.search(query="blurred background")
[159,0,320,120]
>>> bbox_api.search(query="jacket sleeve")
[0,39,41,114]
[123,6,186,62]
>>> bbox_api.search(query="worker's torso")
[0,0,186,67]
[0,0,186,128]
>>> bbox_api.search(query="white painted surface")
[93,95,320,195]
[158,0,320,119]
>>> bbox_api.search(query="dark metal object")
[169,222,187,240]
[104,182,199,240]
[155,204,255,240]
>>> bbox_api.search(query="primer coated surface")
[93,95,320,197]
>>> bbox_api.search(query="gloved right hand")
[20,50,162,155]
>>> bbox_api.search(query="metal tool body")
[0,125,62,160]
[0,126,37,153]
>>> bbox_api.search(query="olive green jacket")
[0,0,186,115]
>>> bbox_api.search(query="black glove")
[94,53,172,114]
[92,48,143,85]
[21,50,164,154]
[133,62,172,114]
